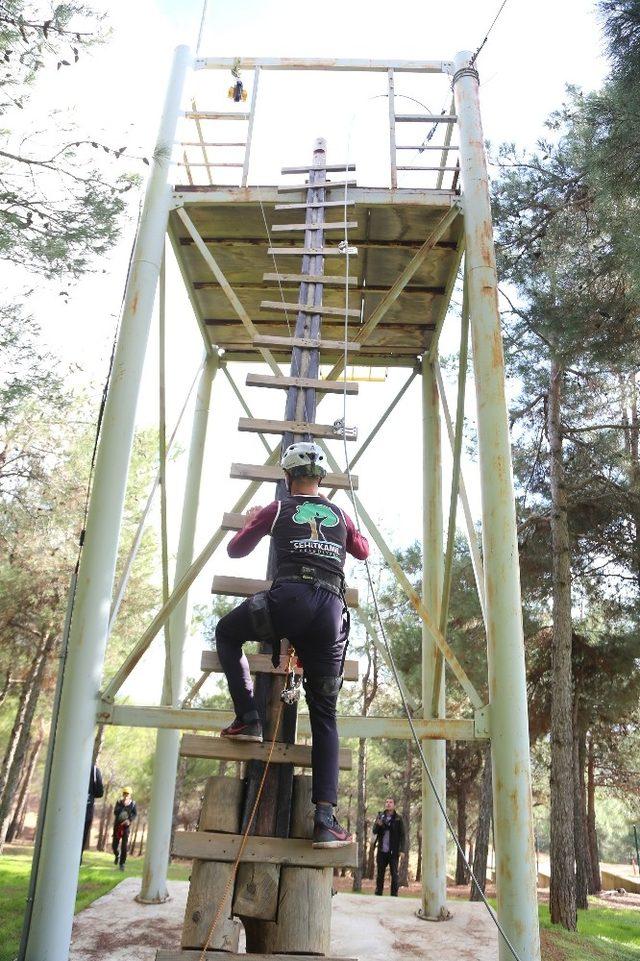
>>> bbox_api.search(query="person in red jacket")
[215,441,369,848]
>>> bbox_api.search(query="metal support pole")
[418,355,449,922]
[138,353,217,903]
[453,50,540,961]
[23,44,191,961]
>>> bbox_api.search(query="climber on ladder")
[215,440,369,848]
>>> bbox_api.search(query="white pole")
[419,356,449,921]
[138,353,217,903]
[452,50,541,961]
[23,45,191,961]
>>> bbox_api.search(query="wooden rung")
[267,246,358,257]
[274,200,356,210]
[253,334,361,351]
[246,373,359,394]
[157,953,357,961]
[395,113,457,122]
[238,417,357,441]
[271,222,358,232]
[260,300,360,319]
[281,163,356,174]
[180,734,352,769]
[229,463,358,490]
[200,650,359,682]
[173,831,359,868]
[396,144,459,150]
[212,575,359,607]
[221,511,245,531]
[262,272,357,285]
[184,111,250,121]
[397,165,459,171]
[277,180,357,193]
[179,141,246,147]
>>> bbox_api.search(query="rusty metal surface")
[169,191,462,365]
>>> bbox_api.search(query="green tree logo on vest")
[293,501,339,541]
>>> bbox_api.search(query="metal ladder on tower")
[156,141,362,961]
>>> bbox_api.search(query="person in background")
[373,796,407,896]
[112,786,137,871]
[81,763,104,862]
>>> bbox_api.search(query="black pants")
[112,825,130,866]
[216,581,348,805]
[376,851,399,896]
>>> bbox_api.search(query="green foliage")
[0,1,135,277]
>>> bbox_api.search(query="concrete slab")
[330,894,498,961]
[69,880,498,961]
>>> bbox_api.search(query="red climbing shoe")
[220,717,263,743]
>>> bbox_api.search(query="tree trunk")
[171,756,188,860]
[0,630,53,811]
[6,732,42,843]
[138,821,146,857]
[455,783,468,885]
[398,741,412,887]
[366,829,376,880]
[97,779,111,852]
[548,356,577,930]
[0,629,55,851]
[586,734,601,893]
[353,738,367,891]
[471,746,492,901]
[573,703,590,911]
[416,830,422,883]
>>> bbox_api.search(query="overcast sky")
[7,1,610,698]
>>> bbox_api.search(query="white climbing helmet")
[281,441,327,478]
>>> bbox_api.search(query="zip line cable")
[471,0,511,65]
[338,152,524,961]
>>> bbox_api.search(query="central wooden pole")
[234,140,327,938]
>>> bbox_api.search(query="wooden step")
[253,334,361,351]
[200,650,360,682]
[274,200,356,210]
[263,272,357,285]
[173,831,359,868]
[238,417,357,441]
[277,180,357,193]
[267,246,358,257]
[271,221,358,232]
[260,300,361,319]
[221,511,245,531]
[211,575,359,607]
[180,734,352,769]
[246,373,359,394]
[184,111,250,121]
[158,951,357,961]
[281,163,356,174]
[229,463,358,490]
[395,113,457,122]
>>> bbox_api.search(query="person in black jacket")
[81,764,104,862]
[112,787,137,871]
[373,797,406,896]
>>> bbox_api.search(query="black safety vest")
[271,495,348,576]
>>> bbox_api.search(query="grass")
[0,846,190,961]
[537,902,640,961]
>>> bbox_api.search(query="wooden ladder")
[156,140,361,961]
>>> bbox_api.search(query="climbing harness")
[280,648,303,705]
[198,651,295,961]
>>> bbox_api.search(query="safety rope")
[338,156,524,961]
[198,650,295,961]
